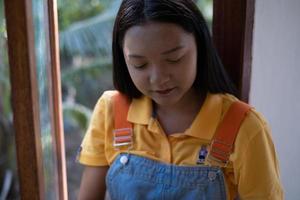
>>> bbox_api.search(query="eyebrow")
[161,45,184,55]
[127,45,184,58]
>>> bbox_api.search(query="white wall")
[250,0,300,199]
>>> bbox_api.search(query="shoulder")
[218,93,268,136]
[219,95,283,198]
[215,93,272,153]
[94,90,118,109]
[99,90,119,102]
[89,90,119,123]
[217,94,276,167]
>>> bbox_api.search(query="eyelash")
[133,64,147,69]
[132,56,183,69]
[167,55,184,64]
[166,57,182,64]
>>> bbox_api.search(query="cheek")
[127,67,148,89]
[182,66,197,86]
[186,52,198,81]
[176,57,197,82]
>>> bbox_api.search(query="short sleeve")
[236,122,284,199]
[77,93,111,166]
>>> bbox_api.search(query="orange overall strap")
[113,92,132,129]
[209,101,251,165]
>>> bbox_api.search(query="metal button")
[120,155,128,165]
[208,171,217,181]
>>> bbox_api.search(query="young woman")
[77,0,283,199]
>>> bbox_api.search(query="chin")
[152,95,181,107]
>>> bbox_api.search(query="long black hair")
[112,0,237,98]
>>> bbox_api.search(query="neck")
[155,89,205,116]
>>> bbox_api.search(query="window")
[4,0,67,199]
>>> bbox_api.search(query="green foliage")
[59,0,121,57]
[196,0,213,30]
[63,102,92,133]
[62,58,113,108]
[0,2,17,197]
[57,0,109,31]
[0,13,10,119]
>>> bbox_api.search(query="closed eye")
[133,63,147,69]
[166,56,183,63]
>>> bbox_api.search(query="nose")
[149,64,170,85]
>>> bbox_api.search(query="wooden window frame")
[4,0,67,199]
[213,0,255,102]
[48,0,68,199]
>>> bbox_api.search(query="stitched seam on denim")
[123,154,224,187]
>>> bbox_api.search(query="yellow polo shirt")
[78,90,284,200]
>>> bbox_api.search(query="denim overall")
[106,153,227,200]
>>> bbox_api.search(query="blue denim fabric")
[106,153,227,200]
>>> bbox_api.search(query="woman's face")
[123,22,198,107]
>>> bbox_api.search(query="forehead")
[123,22,195,54]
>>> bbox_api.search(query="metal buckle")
[206,153,230,168]
[205,138,232,167]
[113,128,133,150]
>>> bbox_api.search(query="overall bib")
[106,153,227,200]
[106,92,251,200]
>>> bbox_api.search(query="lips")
[154,87,175,95]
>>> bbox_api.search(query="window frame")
[4,0,67,199]
[213,0,255,102]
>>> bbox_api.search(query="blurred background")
[0,0,212,199]
[0,0,19,198]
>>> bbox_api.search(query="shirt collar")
[127,93,223,140]
[185,93,223,140]
[127,95,153,125]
